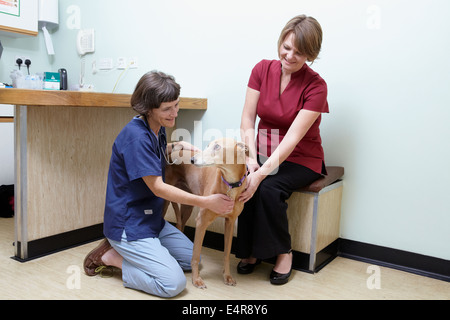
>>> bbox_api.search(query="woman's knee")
[125,263,187,298]
[158,269,187,298]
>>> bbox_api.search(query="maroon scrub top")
[248,59,329,175]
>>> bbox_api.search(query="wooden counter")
[0,88,207,109]
[0,88,206,261]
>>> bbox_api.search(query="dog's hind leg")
[180,204,193,232]
[170,202,183,231]
[162,200,170,218]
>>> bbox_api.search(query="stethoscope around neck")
[142,115,178,165]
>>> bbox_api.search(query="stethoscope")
[142,115,178,165]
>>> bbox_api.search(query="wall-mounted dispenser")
[38,0,59,55]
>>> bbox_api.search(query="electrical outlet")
[15,55,24,66]
[98,58,114,70]
[117,57,127,70]
[15,55,30,67]
[129,57,138,69]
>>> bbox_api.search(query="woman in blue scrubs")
[83,71,234,298]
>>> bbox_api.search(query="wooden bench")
[165,166,344,273]
[287,166,344,272]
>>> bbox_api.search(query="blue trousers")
[107,221,193,298]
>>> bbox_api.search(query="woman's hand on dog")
[205,194,235,215]
[175,141,201,153]
[239,171,263,203]
[238,158,261,203]
[246,157,260,174]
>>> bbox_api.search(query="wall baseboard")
[339,239,450,282]
[182,226,450,282]
[12,224,104,262]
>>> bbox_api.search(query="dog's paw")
[223,274,236,286]
[192,277,207,289]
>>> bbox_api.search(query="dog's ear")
[237,142,249,157]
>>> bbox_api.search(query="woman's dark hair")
[131,71,181,115]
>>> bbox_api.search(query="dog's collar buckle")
[221,174,246,190]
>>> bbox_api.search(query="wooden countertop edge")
[0,88,207,110]
[0,116,14,123]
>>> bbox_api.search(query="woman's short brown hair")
[277,15,323,63]
[131,71,181,115]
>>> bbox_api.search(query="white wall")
[0,122,14,185]
[1,29,53,185]
[0,106,14,185]
[1,0,449,260]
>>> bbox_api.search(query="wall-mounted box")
[0,0,38,37]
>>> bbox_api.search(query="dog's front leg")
[223,217,237,286]
[191,210,211,289]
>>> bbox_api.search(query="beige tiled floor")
[1,217,448,300]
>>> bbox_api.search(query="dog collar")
[221,174,246,190]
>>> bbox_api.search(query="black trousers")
[236,159,322,260]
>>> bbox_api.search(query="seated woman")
[236,15,329,285]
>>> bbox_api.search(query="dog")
[164,138,248,288]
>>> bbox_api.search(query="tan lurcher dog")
[164,138,248,288]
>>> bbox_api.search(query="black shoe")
[269,268,292,285]
[237,259,261,274]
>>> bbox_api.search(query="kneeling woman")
[83,71,234,298]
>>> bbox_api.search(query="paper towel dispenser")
[38,0,59,55]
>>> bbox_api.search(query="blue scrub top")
[103,116,167,242]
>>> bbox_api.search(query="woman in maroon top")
[236,15,329,285]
